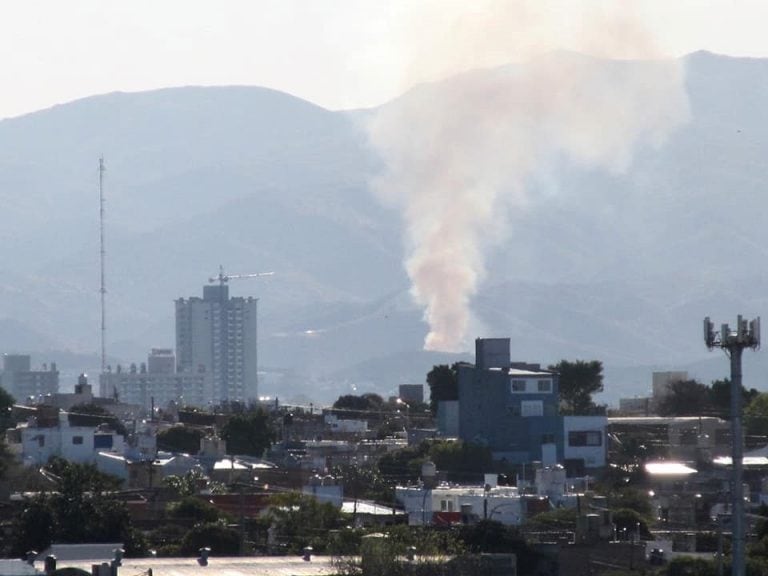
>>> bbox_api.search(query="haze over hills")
[1,51,767,404]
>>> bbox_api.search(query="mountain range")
[1,51,767,405]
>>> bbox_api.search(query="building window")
[511,379,527,393]
[537,379,552,392]
[94,435,114,449]
[542,434,555,444]
[72,436,83,445]
[440,500,454,512]
[568,431,602,447]
[521,400,543,417]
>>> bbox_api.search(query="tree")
[427,364,459,414]
[163,469,211,497]
[456,520,544,574]
[709,379,758,419]
[0,385,16,432]
[607,487,652,518]
[157,426,205,454]
[548,360,604,415]
[377,442,429,485]
[333,393,385,413]
[656,379,711,416]
[745,392,768,439]
[10,458,146,556]
[428,440,493,483]
[10,496,55,555]
[266,493,347,553]
[220,409,276,456]
[167,496,224,525]
[180,522,240,556]
[331,463,393,504]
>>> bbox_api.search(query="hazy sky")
[2,0,768,120]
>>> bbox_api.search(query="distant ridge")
[0,52,767,403]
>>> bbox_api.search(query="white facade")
[324,414,368,433]
[19,412,125,466]
[176,285,259,403]
[2,354,59,402]
[100,368,210,411]
[396,484,524,526]
[100,349,212,410]
[563,415,608,468]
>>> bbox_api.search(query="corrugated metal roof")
[644,462,697,476]
[0,559,38,576]
[40,543,123,562]
[46,556,339,576]
[507,368,551,376]
[340,501,405,516]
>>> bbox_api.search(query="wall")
[457,362,562,463]
[563,416,607,469]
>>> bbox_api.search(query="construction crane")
[209,265,274,287]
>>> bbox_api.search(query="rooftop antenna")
[704,315,760,576]
[99,157,107,376]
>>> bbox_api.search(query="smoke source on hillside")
[367,0,690,352]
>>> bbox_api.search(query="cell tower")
[99,157,107,376]
[704,315,760,576]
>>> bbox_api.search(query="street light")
[396,398,410,429]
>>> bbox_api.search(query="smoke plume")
[367,1,690,352]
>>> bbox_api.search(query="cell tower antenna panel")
[703,314,760,576]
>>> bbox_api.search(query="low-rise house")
[396,469,589,528]
[324,413,368,434]
[12,410,125,466]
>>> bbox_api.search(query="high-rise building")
[2,354,59,402]
[99,349,210,411]
[175,284,259,403]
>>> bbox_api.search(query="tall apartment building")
[175,284,259,403]
[2,354,59,402]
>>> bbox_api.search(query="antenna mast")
[99,157,107,375]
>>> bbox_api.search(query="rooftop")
[46,556,338,576]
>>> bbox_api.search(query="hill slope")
[1,53,768,403]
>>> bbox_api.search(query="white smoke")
[367,1,690,352]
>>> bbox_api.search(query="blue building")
[456,338,564,465]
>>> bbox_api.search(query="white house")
[563,415,608,469]
[396,481,524,527]
[18,411,125,466]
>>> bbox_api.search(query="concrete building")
[563,416,607,469]
[444,338,607,471]
[42,373,95,411]
[11,410,125,466]
[176,284,259,403]
[456,338,563,464]
[396,472,583,527]
[99,349,210,411]
[1,354,58,402]
[398,384,424,404]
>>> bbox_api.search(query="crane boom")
[209,265,274,287]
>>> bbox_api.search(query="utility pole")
[704,315,760,576]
